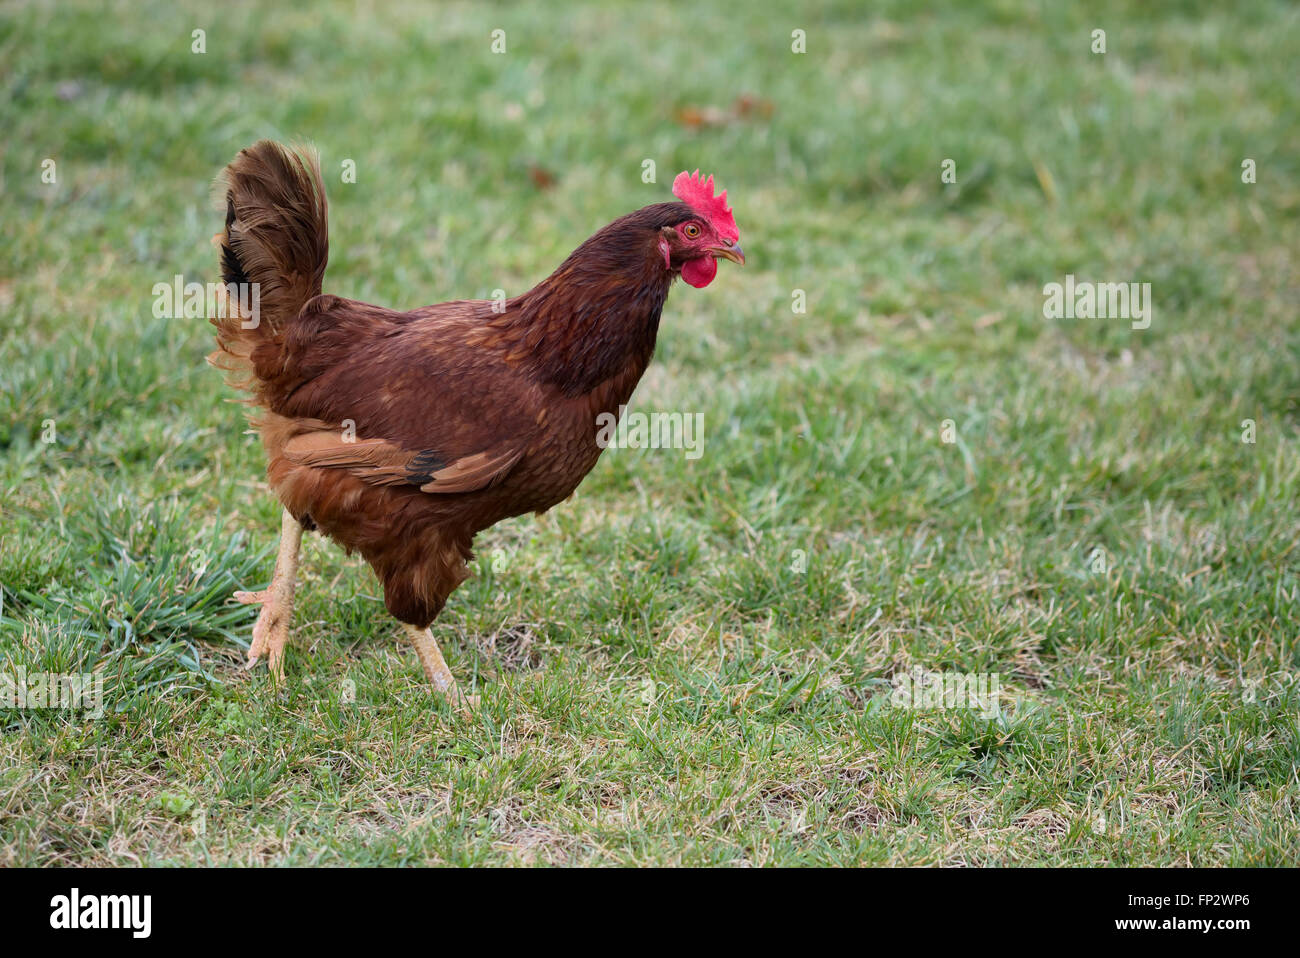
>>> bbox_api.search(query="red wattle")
[681,256,717,288]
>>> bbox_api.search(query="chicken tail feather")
[209,140,329,407]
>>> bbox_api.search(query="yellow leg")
[403,624,475,712]
[234,507,303,681]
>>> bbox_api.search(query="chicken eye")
[683,223,701,238]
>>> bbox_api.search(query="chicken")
[209,141,743,705]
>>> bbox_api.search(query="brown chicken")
[210,141,743,704]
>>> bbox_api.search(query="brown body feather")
[211,141,697,628]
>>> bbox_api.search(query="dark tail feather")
[209,141,329,407]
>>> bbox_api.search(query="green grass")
[2,0,1298,865]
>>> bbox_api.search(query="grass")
[1,0,1298,865]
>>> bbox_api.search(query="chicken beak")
[711,242,745,266]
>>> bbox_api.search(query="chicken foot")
[234,507,303,681]
[404,624,476,713]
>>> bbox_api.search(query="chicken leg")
[234,507,303,681]
[404,624,476,712]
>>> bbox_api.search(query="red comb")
[672,169,739,243]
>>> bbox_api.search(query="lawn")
[1,0,1298,866]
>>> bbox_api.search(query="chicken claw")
[404,624,477,714]
[243,591,293,680]
[239,508,303,682]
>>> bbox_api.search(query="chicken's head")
[659,170,744,288]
